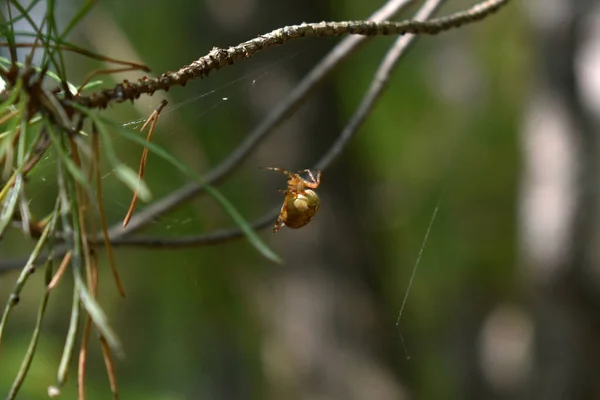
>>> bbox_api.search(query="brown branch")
[122,100,168,229]
[107,208,278,248]
[2,43,150,71]
[74,0,510,110]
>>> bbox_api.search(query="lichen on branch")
[75,0,509,109]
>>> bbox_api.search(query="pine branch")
[74,0,510,109]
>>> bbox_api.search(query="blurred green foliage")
[0,1,526,399]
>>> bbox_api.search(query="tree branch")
[108,208,279,248]
[74,0,510,110]
[316,0,444,171]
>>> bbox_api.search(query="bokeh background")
[3,0,598,399]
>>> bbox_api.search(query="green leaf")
[1,33,149,71]
[76,278,123,356]
[93,120,152,202]
[114,164,152,202]
[204,184,283,264]
[76,108,282,264]
[0,175,22,237]
[45,70,78,95]
[45,121,90,190]
[0,80,24,171]
[0,57,80,94]
[60,0,95,39]
[79,80,104,91]
[0,0,42,30]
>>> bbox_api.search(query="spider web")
[22,54,299,233]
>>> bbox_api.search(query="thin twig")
[99,335,119,400]
[78,316,93,400]
[93,127,125,297]
[78,250,99,400]
[47,251,72,291]
[122,100,168,229]
[106,208,278,248]
[0,199,59,347]
[316,0,445,170]
[54,161,80,393]
[1,42,150,72]
[6,218,58,400]
[75,0,509,110]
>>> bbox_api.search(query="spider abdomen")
[283,190,320,229]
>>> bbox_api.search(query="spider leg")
[273,218,285,232]
[263,166,293,178]
[297,169,321,189]
[273,196,288,233]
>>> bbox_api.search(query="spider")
[264,167,322,232]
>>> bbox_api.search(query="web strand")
[395,194,443,359]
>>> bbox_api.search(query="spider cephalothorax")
[264,167,322,232]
